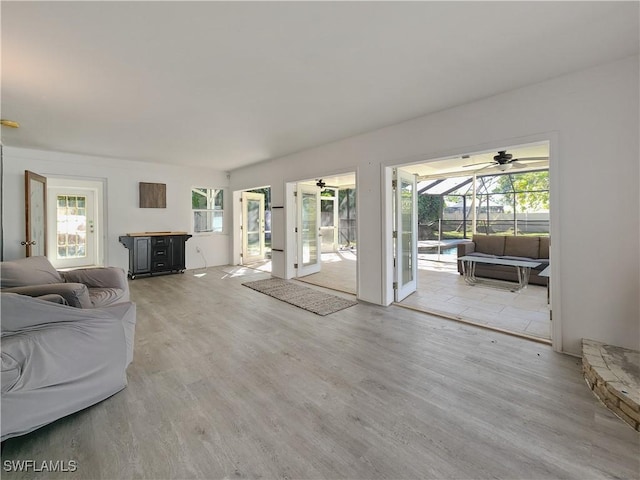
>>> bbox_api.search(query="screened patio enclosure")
[417,169,549,262]
[320,187,357,252]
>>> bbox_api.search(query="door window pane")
[247,199,261,256]
[401,179,413,284]
[56,195,87,259]
[302,192,318,266]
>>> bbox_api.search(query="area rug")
[242,278,357,316]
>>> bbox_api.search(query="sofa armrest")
[1,283,92,308]
[34,294,69,305]
[457,241,475,256]
[0,293,119,333]
[61,267,129,292]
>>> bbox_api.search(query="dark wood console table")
[119,232,192,279]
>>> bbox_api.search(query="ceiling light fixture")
[497,164,512,172]
[0,119,20,128]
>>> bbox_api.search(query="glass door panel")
[297,184,321,276]
[242,192,265,263]
[48,188,96,268]
[320,189,339,253]
[395,169,417,301]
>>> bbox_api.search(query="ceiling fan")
[315,179,341,191]
[463,150,548,172]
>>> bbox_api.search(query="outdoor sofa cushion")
[504,236,540,258]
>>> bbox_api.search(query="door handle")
[21,241,37,246]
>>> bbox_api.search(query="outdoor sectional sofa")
[457,235,549,286]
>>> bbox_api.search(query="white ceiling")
[2,2,638,171]
[409,142,550,179]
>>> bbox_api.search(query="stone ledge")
[582,339,640,431]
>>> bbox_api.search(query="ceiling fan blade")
[463,161,493,168]
[474,163,495,173]
[514,156,548,162]
[513,160,549,168]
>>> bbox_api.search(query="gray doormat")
[242,278,357,316]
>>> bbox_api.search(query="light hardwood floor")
[2,266,638,479]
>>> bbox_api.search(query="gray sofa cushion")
[1,258,129,308]
[473,235,506,256]
[504,236,540,258]
[540,237,550,258]
[61,267,128,292]
[61,267,129,307]
[1,283,92,308]
[1,256,63,288]
[89,288,128,308]
[35,294,69,305]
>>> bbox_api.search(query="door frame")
[283,168,359,296]
[382,132,561,352]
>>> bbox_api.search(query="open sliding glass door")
[394,168,417,302]
[296,183,321,277]
[241,191,265,263]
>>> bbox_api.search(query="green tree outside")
[492,171,549,212]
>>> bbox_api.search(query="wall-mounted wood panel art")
[139,182,166,208]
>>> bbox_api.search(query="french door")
[394,168,418,302]
[241,191,266,263]
[47,188,97,268]
[296,183,321,277]
[24,171,47,257]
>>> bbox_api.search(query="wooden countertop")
[123,232,190,237]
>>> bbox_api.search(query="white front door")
[297,183,321,277]
[47,188,97,268]
[242,191,265,263]
[394,168,418,302]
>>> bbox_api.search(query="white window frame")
[192,187,224,234]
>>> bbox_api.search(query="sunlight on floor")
[220,251,550,341]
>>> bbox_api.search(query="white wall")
[1,148,230,271]
[230,55,640,355]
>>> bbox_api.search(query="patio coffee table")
[458,255,541,292]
